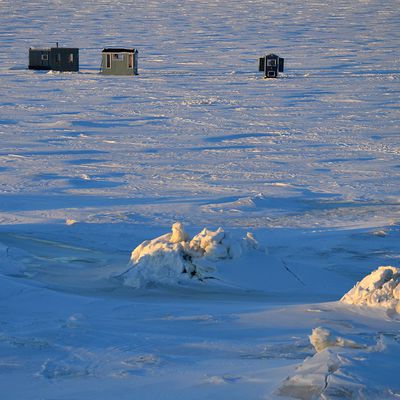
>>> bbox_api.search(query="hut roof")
[102,48,137,53]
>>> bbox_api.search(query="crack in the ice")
[281,258,306,286]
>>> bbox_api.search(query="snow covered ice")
[120,222,259,287]
[341,266,400,313]
[1,0,399,399]
[279,327,400,399]
[309,326,366,353]
[279,335,400,400]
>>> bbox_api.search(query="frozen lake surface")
[0,0,399,398]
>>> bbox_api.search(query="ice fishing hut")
[28,44,79,72]
[100,48,138,75]
[258,54,284,78]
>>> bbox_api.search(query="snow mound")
[120,222,260,288]
[340,266,400,312]
[232,193,269,209]
[309,327,365,353]
[279,334,400,400]
[205,193,269,213]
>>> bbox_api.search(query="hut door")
[128,53,133,69]
[41,52,49,68]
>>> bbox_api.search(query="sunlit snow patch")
[340,266,400,313]
[309,327,366,353]
[118,222,261,288]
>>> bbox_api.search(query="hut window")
[68,53,74,63]
[112,53,123,61]
[267,59,276,67]
[128,53,133,68]
[106,54,111,68]
[56,53,61,63]
[41,54,48,61]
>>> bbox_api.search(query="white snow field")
[0,0,399,399]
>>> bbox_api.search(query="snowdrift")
[309,327,365,353]
[279,336,400,399]
[279,327,400,399]
[278,266,400,400]
[120,223,261,288]
[340,266,400,313]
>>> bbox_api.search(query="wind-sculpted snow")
[279,330,400,400]
[120,222,260,288]
[277,273,400,399]
[309,327,366,353]
[341,266,400,312]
